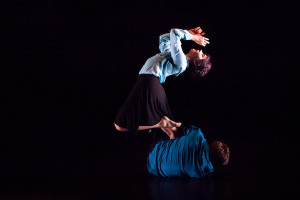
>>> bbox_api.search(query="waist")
[138,74,159,80]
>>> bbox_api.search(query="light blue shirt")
[139,28,192,83]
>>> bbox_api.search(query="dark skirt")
[114,74,174,135]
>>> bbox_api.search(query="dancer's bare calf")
[114,116,181,138]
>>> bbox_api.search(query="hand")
[188,27,205,36]
[161,127,176,139]
[191,34,210,47]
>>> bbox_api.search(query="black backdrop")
[0,0,298,196]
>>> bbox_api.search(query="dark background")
[0,0,299,199]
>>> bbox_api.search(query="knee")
[114,123,128,132]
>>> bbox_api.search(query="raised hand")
[191,34,210,47]
[188,27,205,36]
[189,27,210,47]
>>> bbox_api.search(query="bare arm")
[161,127,176,139]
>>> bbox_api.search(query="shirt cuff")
[183,30,192,40]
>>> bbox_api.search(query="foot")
[159,116,182,128]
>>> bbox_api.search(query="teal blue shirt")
[139,28,192,83]
[147,125,214,178]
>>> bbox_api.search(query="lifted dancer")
[114,27,212,135]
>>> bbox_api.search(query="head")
[209,141,230,170]
[186,49,212,78]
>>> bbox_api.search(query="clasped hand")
[188,27,210,47]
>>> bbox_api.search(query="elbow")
[170,28,180,37]
[181,65,187,73]
[174,64,187,75]
[181,62,188,72]
[177,61,188,71]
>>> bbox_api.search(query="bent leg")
[139,116,181,130]
[115,116,181,133]
[114,123,129,132]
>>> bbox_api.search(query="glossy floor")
[0,131,297,200]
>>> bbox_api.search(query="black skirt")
[114,74,174,135]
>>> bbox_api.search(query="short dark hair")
[209,141,230,168]
[189,54,212,78]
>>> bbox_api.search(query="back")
[147,125,214,178]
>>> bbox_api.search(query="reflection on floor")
[0,127,297,199]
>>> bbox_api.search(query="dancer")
[114,27,212,135]
[147,125,230,178]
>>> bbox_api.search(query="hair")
[209,141,230,169]
[189,54,212,78]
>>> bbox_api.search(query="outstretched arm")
[169,27,210,75]
[159,28,193,53]
[159,26,209,52]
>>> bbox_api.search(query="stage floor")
[0,131,297,200]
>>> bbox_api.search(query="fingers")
[203,38,210,46]
[190,27,204,36]
[204,38,210,45]
[195,27,207,36]
[201,42,209,47]
[196,27,202,33]
[195,27,204,36]
[194,35,210,46]
[191,26,210,46]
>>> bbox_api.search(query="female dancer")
[114,27,212,135]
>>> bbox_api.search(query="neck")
[185,55,191,61]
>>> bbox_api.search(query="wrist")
[190,34,195,41]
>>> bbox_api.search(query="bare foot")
[159,116,182,128]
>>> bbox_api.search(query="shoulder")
[183,124,203,134]
[183,125,206,141]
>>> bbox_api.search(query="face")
[188,49,207,60]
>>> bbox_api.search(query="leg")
[114,122,160,132]
[114,116,181,132]
[115,122,159,132]
[114,123,128,132]
[114,122,158,132]
[139,116,181,130]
